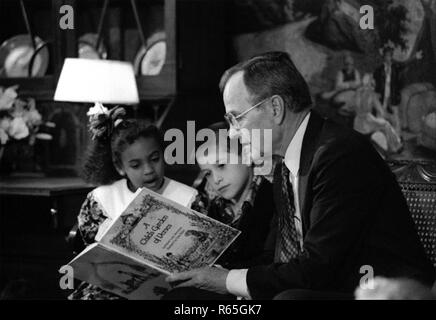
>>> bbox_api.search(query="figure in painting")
[322,52,361,115]
[353,74,403,154]
[373,44,423,139]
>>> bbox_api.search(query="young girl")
[191,122,275,270]
[69,106,197,300]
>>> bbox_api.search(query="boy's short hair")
[195,121,243,159]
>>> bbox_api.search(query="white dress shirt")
[226,113,311,299]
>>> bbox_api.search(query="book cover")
[68,187,240,299]
[100,188,241,273]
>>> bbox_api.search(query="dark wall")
[163,0,236,132]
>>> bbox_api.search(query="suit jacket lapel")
[298,111,324,234]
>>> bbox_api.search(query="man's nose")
[228,127,240,140]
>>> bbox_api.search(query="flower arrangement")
[0,85,53,145]
[0,85,53,168]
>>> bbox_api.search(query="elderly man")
[166,52,434,300]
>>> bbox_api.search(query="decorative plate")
[78,33,107,60]
[134,31,166,76]
[0,34,49,78]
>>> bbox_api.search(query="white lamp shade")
[54,58,139,104]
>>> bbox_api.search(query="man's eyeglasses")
[224,97,270,129]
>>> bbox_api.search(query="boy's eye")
[151,156,160,162]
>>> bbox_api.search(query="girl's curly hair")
[81,106,163,185]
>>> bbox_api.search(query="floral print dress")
[69,192,126,300]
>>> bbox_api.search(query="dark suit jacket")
[212,180,276,270]
[374,63,403,106]
[246,111,435,299]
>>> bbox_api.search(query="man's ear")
[270,95,286,124]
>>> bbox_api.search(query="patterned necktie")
[274,158,301,262]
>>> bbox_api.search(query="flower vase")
[0,139,39,176]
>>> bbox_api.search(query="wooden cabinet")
[0,0,58,100]
[0,0,176,101]
[0,0,183,174]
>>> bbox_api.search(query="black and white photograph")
[0,0,435,306]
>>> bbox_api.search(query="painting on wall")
[230,0,436,166]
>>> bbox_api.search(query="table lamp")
[53,58,139,109]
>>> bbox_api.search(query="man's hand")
[165,266,230,295]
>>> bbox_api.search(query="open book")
[68,187,241,300]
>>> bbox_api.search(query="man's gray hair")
[219,51,312,113]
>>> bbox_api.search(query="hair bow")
[88,104,126,140]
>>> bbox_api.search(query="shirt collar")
[284,112,311,177]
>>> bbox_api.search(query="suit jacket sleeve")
[246,137,385,299]
[221,181,277,270]
[225,210,277,270]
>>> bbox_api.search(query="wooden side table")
[0,177,93,230]
[0,176,93,299]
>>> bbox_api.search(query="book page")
[69,243,170,300]
[100,188,240,274]
[95,187,143,242]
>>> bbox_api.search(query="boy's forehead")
[198,143,221,157]
[197,144,236,164]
